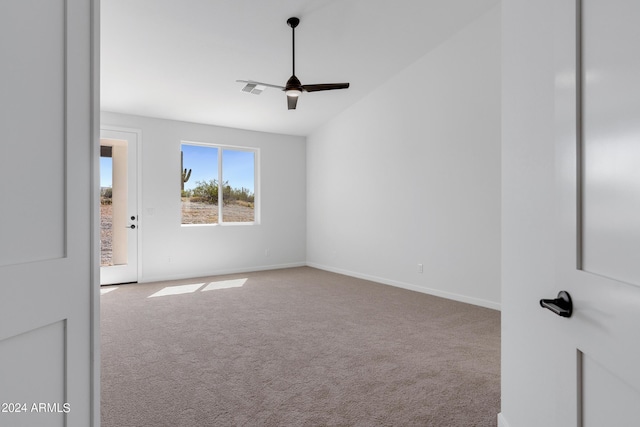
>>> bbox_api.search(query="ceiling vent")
[241,82,266,95]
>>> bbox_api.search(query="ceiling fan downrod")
[285,17,302,96]
[287,17,300,76]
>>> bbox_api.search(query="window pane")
[222,150,255,223]
[100,154,113,266]
[181,144,219,224]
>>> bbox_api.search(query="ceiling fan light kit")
[237,17,349,110]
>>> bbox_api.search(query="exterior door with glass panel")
[100,128,139,285]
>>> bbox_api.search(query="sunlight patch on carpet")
[148,283,204,298]
[147,279,247,298]
[101,287,119,295]
[201,278,247,292]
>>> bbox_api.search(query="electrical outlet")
[417,263,423,274]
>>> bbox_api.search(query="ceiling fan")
[237,17,350,110]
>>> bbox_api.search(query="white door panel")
[0,1,98,426]
[0,321,66,426]
[550,0,640,424]
[581,351,640,427]
[581,0,640,286]
[0,0,65,266]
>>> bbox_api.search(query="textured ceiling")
[101,0,499,136]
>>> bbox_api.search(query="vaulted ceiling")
[101,0,499,136]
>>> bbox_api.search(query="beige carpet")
[101,267,500,426]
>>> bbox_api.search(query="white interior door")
[100,128,139,285]
[0,1,98,426]
[549,0,640,424]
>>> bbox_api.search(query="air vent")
[241,83,266,95]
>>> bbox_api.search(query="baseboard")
[140,262,307,284]
[306,262,501,311]
[498,413,509,427]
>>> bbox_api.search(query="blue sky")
[182,144,255,193]
[100,157,112,187]
[182,144,218,189]
[100,145,255,193]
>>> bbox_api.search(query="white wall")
[100,112,307,282]
[306,6,501,309]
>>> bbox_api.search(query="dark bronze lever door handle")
[540,291,573,318]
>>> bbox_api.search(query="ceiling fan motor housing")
[285,75,302,92]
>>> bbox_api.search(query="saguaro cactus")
[182,168,192,190]
[180,151,192,191]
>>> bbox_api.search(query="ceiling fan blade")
[302,83,350,92]
[287,95,298,110]
[236,80,285,90]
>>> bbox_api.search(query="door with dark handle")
[540,291,572,318]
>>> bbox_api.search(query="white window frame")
[180,140,260,226]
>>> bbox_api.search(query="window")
[180,142,257,225]
[100,150,113,265]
